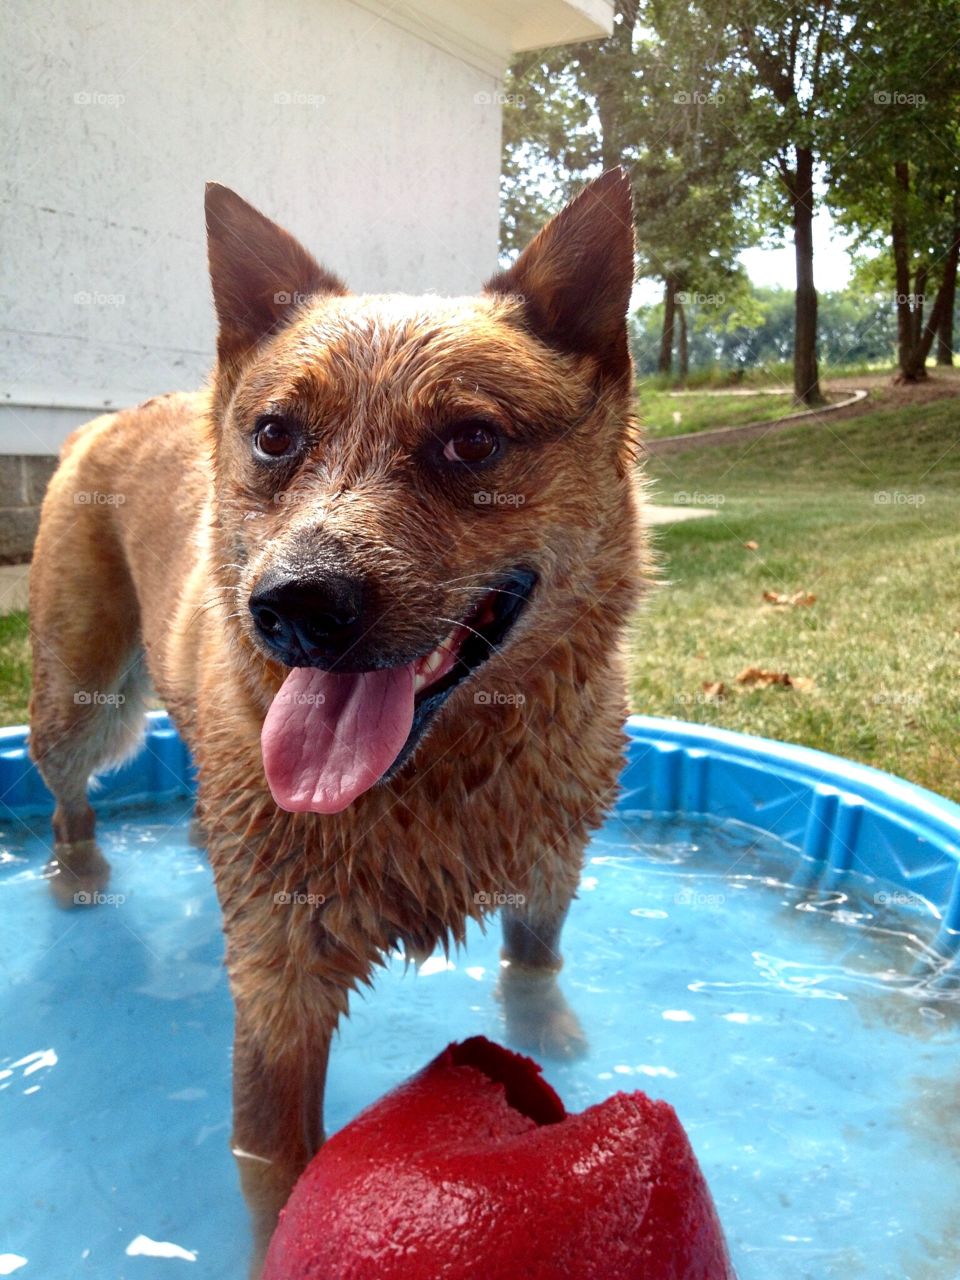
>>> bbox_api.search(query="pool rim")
[626,715,960,850]
[623,715,960,937]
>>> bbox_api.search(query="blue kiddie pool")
[1,713,959,1279]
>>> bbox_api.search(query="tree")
[826,0,960,381]
[502,0,960,391]
[500,0,755,380]
[716,0,850,405]
[627,5,756,379]
[890,169,959,380]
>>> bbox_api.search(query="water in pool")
[1,800,958,1280]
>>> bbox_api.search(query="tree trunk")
[911,264,928,354]
[792,146,822,406]
[596,91,623,172]
[895,177,960,381]
[892,161,915,376]
[900,267,954,381]
[677,299,689,382]
[936,288,955,365]
[936,199,959,365]
[594,0,639,171]
[915,228,960,374]
[658,277,676,375]
[908,281,949,378]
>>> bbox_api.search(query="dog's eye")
[254,417,297,459]
[442,423,500,464]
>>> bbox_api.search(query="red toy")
[263,1037,734,1279]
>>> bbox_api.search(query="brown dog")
[28,169,647,1272]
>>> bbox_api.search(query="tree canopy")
[501,0,960,387]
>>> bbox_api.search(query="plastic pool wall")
[2,711,957,951]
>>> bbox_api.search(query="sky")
[740,208,855,290]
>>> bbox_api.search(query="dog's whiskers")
[443,586,534,605]
[434,616,489,645]
[427,571,498,590]
[185,587,242,631]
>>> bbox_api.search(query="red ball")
[263,1037,734,1280]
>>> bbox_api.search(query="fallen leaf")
[762,590,817,607]
[701,681,727,701]
[736,666,791,687]
[744,540,759,551]
[735,667,815,692]
[789,676,817,692]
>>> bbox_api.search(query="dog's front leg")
[497,895,588,1061]
[231,1006,331,1278]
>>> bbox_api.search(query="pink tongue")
[261,664,416,814]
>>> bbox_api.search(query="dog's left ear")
[205,183,347,372]
[485,168,635,385]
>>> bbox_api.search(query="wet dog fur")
[28,169,648,1272]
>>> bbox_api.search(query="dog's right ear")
[205,183,347,374]
[485,168,635,386]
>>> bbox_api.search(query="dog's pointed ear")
[485,168,635,384]
[205,182,347,368]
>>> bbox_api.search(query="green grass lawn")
[0,611,30,725]
[633,394,960,799]
[638,387,846,438]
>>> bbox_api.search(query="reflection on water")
[0,803,957,1279]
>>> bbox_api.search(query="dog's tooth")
[413,643,450,695]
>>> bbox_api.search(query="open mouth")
[410,567,536,719]
[260,569,537,815]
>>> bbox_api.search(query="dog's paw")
[45,839,112,909]
[496,967,589,1062]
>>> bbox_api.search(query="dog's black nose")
[249,572,366,665]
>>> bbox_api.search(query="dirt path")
[646,373,960,455]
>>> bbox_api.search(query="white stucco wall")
[1,0,612,455]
